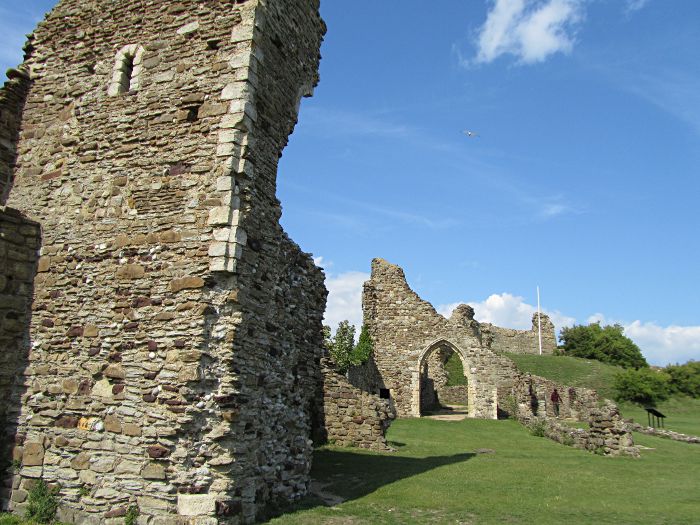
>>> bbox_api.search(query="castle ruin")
[354,259,559,418]
[0,0,333,522]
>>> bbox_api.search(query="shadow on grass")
[261,449,474,522]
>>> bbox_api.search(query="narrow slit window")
[108,44,145,97]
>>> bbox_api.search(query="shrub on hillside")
[559,323,648,369]
[664,361,700,398]
[613,368,670,406]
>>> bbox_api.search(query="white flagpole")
[537,286,542,355]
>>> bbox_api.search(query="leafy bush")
[664,361,700,398]
[613,368,670,406]
[559,323,648,369]
[528,418,548,437]
[26,480,59,524]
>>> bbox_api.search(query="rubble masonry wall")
[1,0,327,523]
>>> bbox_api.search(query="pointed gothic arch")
[412,339,479,418]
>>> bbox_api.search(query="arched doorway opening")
[414,340,475,417]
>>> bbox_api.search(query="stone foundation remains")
[1,0,331,523]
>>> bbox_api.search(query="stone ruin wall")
[317,358,395,451]
[359,258,635,455]
[361,258,524,419]
[359,259,601,421]
[1,0,328,523]
[481,313,557,355]
[0,210,40,480]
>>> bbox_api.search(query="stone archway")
[412,339,478,418]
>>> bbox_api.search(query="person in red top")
[551,388,562,417]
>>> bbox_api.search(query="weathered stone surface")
[177,494,216,516]
[2,1,328,523]
[21,443,44,467]
[169,276,205,293]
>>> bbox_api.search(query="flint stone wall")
[2,0,327,523]
[0,208,40,491]
[539,403,638,457]
[0,69,30,204]
[360,259,599,425]
[361,259,526,419]
[318,358,395,451]
[481,314,557,355]
[507,373,599,421]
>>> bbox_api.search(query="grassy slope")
[505,353,622,400]
[268,418,700,524]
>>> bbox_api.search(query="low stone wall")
[481,313,557,355]
[507,372,598,421]
[320,358,395,451]
[524,402,638,457]
[627,422,700,444]
[437,386,468,405]
[0,208,39,499]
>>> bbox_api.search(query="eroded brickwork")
[0,69,30,204]
[2,0,327,523]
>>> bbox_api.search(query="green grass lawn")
[618,397,700,436]
[505,353,622,400]
[267,418,700,525]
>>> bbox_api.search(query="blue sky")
[2,1,699,365]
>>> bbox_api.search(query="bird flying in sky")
[462,130,479,138]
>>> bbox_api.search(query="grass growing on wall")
[267,417,700,525]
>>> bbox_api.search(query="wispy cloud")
[472,0,585,65]
[299,107,412,140]
[624,0,651,14]
[622,69,700,135]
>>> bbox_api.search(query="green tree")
[559,323,648,369]
[613,368,670,405]
[324,322,373,373]
[327,320,356,373]
[664,361,700,397]
[352,325,373,366]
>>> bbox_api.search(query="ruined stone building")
[352,259,559,418]
[0,0,342,522]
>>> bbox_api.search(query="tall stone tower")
[0,0,327,523]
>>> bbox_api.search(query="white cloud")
[474,0,584,65]
[587,314,700,366]
[323,270,369,332]
[438,293,575,331]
